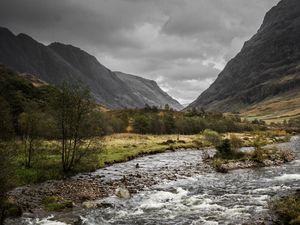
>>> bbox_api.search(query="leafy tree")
[0,98,14,140]
[110,117,127,133]
[164,104,170,111]
[133,114,149,134]
[148,114,162,134]
[162,113,175,134]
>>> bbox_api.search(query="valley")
[1,0,300,224]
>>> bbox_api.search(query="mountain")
[187,0,300,121]
[0,27,183,110]
[115,72,183,110]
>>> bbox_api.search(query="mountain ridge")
[187,0,300,118]
[0,27,183,110]
[115,71,183,110]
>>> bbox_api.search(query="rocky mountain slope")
[115,72,183,110]
[188,0,300,119]
[0,27,183,110]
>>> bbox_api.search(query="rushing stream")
[20,137,300,225]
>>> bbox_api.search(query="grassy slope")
[240,90,300,124]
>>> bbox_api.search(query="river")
[18,136,300,225]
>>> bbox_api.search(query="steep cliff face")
[115,72,183,110]
[188,0,300,114]
[0,27,182,109]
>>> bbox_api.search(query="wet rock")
[22,212,35,218]
[98,202,114,208]
[263,160,274,167]
[54,215,83,225]
[82,201,99,209]
[280,150,295,162]
[115,186,131,199]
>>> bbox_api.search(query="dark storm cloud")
[0,0,280,104]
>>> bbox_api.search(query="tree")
[162,113,175,134]
[164,104,170,111]
[51,84,95,172]
[0,98,14,140]
[133,114,149,134]
[148,114,162,134]
[18,104,45,168]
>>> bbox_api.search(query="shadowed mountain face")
[188,0,300,113]
[0,27,183,110]
[115,72,183,110]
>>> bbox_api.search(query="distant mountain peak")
[115,71,183,110]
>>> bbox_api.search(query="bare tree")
[18,104,45,168]
[52,84,97,172]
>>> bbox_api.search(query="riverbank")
[4,131,292,223]
[8,149,213,224]
[5,136,299,225]
[11,131,290,186]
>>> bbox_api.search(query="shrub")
[251,137,265,163]
[216,139,232,157]
[202,129,221,147]
[212,158,228,173]
[230,134,243,151]
[271,193,300,225]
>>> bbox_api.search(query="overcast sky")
[0,0,280,105]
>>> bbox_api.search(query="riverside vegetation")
[271,191,300,225]
[0,65,299,224]
[205,131,295,173]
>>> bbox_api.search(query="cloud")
[0,0,280,104]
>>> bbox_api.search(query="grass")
[99,133,200,167]
[271,192,300,225]
[10,134,201,186]
[224,130,291,146]
[240,91,300,124]
[9,131,290,187]
[43,196,73,212]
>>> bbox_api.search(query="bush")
[216,139,232,157]
[251,137,265,163]
[230,134,243,151]
[271,193,300,225]
[212,158,228,173]
[202,129,221,147]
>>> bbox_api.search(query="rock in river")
[115,186,131,199]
